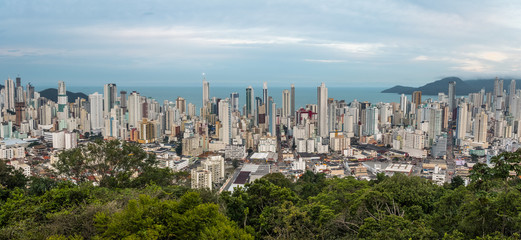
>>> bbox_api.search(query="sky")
[1,0,521,88]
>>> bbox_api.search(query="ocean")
[38,85,436,110]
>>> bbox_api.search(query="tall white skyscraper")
[456,103,467,144]
[282,89,290,118]
[202,78,209,109]
[128,91,142,128]
[317,83,328,138]
[218,99,231,144]
[57,81,68,120]
[400,94,407,115]
[4,78,15,110]
[104,83,117,117]
[89,92,104,130]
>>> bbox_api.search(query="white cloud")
[471,51,509,62]
[303,59,346,63]
[413,55,429,61]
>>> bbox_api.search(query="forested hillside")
[2,142,521,239]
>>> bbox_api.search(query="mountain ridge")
[382,77,520,95]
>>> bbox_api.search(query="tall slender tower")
[448,81,456,118]
[474,110,488,143]
[317,83,328,138]
[412,91,422,106]
[456,103,467,145]
[218,99,231,144]
[400,94,408,115]
[282,89,290,118]
[246,86,254,117]
[290,84,295,117]
[263,82,268,113]
[128,91,142,127]
[202,77,209,109]
[120,91,127,112]
[230,92,239,112]
[104,83,117,117]
[89,92,104,130]
[57,81,68,120]
[4,78,15,110]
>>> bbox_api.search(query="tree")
[94,192,253,239]
[54,139,158,187]
[232,159,240,169]
[0,160,27,190]
[450,176,465,190]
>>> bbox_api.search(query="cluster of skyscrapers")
[1,75,520,165]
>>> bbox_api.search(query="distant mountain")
[382,77,520,95]
[39,88,88,103]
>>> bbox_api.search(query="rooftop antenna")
[202,72,206,80]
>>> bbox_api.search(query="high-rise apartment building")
[456,103,467,145]
[400,94,407,115]
[128,91,142,127]
[246,86,254,117]
[317,83,328,138]
[412,91,422,106]
[4,78,15,110]
[89,92,104,130]
[104,83,117,117]
[282,89,290,118]
[290,84,295,117]
[176,97,186,114]
[448,81,456,114]
[202,78,210,109]
[474,110,488,143]
[230,92,239,112]
[57,81,68,120]
[218,99,231,144]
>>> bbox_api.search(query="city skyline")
[1,1,521,87]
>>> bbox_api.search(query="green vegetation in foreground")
[1,140,521,239]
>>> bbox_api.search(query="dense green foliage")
[2,149,521,239]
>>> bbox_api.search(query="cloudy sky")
[1,0,520,87]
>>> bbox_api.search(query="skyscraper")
[230,92,239,112]
[120,90,127,109]
[474,110,488,143]
[263,82,268,114]
[202,78,209,109]
[412,91,422,106]
[448,81,456,114]
[246,86,254,117]
[104,83,117,117]
[290,84,295,117]
[400,94,407,115]
[363,106,378,136]
[282,89,290,118]
[317,83,328,137]
[508,80,516,111]
[428,108,442,142]
[176,97,186,114]
[128,91,142,127]
[270,98,276,136]
[456,103,467,145]
[218,99,231,144]
[4,78,15,110]
[89,92,104,130]
[57,81,68,120]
